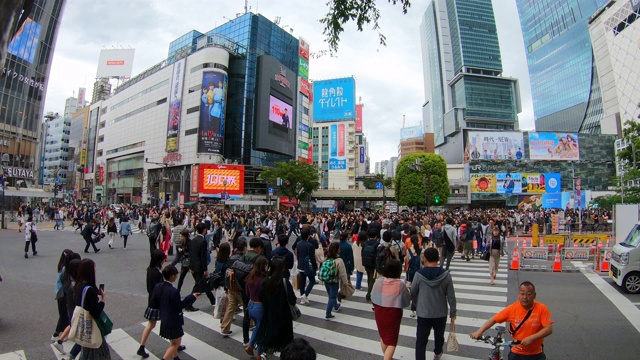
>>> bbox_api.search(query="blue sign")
[376,182,383,190]
[544,173,561,193]
[55,178,61,185]
[312,77,356,121]
[268,187,273,195]
[299,123,310,133]
[359,146,365,163]
[329,158,347,170]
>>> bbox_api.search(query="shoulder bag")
[284,278,301,320]
[509,307,534,337]
[69,287,103,348]
[481,238,492,261]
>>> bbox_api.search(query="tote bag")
[69,287,103,349]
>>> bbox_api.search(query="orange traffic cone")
[573,241,578,248]
[473,239,478,251]
[553,248,562,272]
[600,249,610,273]
[510,246,520,271]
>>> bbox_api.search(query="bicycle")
[476,325,520,360]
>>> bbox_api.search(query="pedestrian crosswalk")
[39,225,145,234]
[1,257,510,360]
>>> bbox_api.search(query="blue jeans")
[248,301,264,355]
[325,282,339,317]
[298,272,315,297]
[355,270,363,290]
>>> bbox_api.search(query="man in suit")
[187,222,215,311]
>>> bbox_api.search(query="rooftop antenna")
[245,0,251,13]
[275,16,281,25]
[402,115,406,128]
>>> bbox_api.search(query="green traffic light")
[434,195,440,204]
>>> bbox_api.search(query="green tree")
[260,160,320,202]
[395,153,448,207]
[617,120,640,204]
[320,0,411,53]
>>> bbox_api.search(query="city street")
[1,224,639,359]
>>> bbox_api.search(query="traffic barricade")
[519,247,550,271]
[566,233,610,271]
[599,247,612,273]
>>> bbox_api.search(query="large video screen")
[269,95,293,129]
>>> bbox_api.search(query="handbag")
[481,239,492,261]
[30,224,38,242]
[181,255,191,268]
[69,287,103,349]
[284,279,301,321]
[96,310,113,336]
[339,281,356,300]
[446,321,459,352]
[215,293,229,320]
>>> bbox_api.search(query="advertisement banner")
[541,193,562,209]
[166,58,186,152]
[197,71,228,154]
[561,191,586,210]
[355,104,363,132]
[545,173,561,193]
[518,195,543,210]
[330,124,338,157]
[269,95,293,129]
[496,173,522,194]
[329,123,347,170]
[299,77,310,98]
[298,141,309,150]
[465,131,525,161]
[528,132,579,160]
[299,123,310,133]
[299,57,309,80]
[199,164,244,195]
[96,48,135,78]
[307,146,313,164]
[299,37,310,61]
[471,174,497,193]
[400,126,424,141]
[338,123,345,156]
[313,77,356,121]
[521,173,545,193]
[191,165,199,194]
[359,146,365,163]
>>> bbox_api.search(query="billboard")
[329,123,347,170]
[8,18,41,63]
[521,173,562,193]
[359,145,366,163]
[96,49,135,78]
[465,131,525,161]
[313,77,356,121]
[299,77,310,97]
[299,37,310,61]
[199,164,244,196]
[496,172,522,194]
[471,174,496,193]
[528,132,579,160]
[355,104,363,132]
[400,126,424,141]
[197,71,228,154]
[254,56,297,157]
[166,58,186,152]
[299,57,309,80]
[269,95,293,129]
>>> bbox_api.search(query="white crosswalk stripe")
[2,257,510,359]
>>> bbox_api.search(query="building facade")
[516,0,607,133]
[1,0,66,187]
[420,0,521,150]
[589,0,640,136]
[42,115,70,187]
[398,133,436,158]
[312,120,357,190]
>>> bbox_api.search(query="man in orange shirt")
[470,281,553,359]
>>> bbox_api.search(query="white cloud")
[45,0,532,164]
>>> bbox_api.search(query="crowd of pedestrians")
[38,202,561,360]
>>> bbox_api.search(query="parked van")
[610,222,640,294]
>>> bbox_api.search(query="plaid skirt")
[143,307,160,321]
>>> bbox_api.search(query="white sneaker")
[53,342,66,355]
[299,296,310,305]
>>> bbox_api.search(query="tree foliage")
[616,120,640,204]
[395,153,449,207]
[260,160,320,201]
[320,0,411,53]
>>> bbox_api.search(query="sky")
[44,0,533,165]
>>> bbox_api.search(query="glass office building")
[421,0,520,147]
[516,0,607,132]
[0,0,66,174]
[167,13,299,166]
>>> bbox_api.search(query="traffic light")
[434,194,441,205]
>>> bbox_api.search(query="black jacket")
[150,281,196,330]
[294,238,318,272]
[146,267,163,306]
[189,234,208,274]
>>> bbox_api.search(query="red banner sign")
[191,165,199,194]
[355,104,363,133]
[299,78,310,97]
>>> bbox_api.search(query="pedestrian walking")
[439,218,457,270]
[220,238,248,337]
[53,256,83,360]
[73,258,111,359]
[361,228,379,302]
[352,231,366,290]
[150,265,199,360]
[51,249,73,354]
[81,219,101,254]
[137,249,168,359]
[320,242,349,319]
[106,218,117,249]
[371,259,411,360]
[487,226,502,286]
[411,247,457,360]
[24,216,38,258]
[293,228,318,305]
[471,281,553,360]
[172,230,192,294]
[244,256,268,358]
[119,216,132,250]
[188,223,216,309]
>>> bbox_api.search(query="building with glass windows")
[516,0,608,133]
[0,0,66,189]
[42,115,70,188]
[420,0,521,157]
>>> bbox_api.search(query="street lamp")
[1,153,9,229]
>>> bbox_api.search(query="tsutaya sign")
[1,166,34,179]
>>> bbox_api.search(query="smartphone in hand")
[99,283,105,293]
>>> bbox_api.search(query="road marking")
[107,328,161,360]
[0,351,26,360]
[151,323,236,359]
[578,266,640,334]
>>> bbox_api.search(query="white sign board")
[96,49,135,78]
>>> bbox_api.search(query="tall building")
[516,0,607,132]
[92,78,112,103]
[375,160,389,176]
[420,0,521,152]
[42,115,70,187]
[588,0,640,136]
[0,0,66,187]
[63,96,78,118]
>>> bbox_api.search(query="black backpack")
[362,240,379,269]
[146,222,159,241]
[232,256,254,291]
[375,243,392,275]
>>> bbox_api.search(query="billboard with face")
[166,58,186,152]
[471,174,497,193]
[465,131,525,161]
[528,132,579,160]
[313,77,356,122]
[269,95,293,129]
[197,71,228,154]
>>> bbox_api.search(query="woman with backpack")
[319,242,349,319]
[371,259,411,360]
[405,235,422,318]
